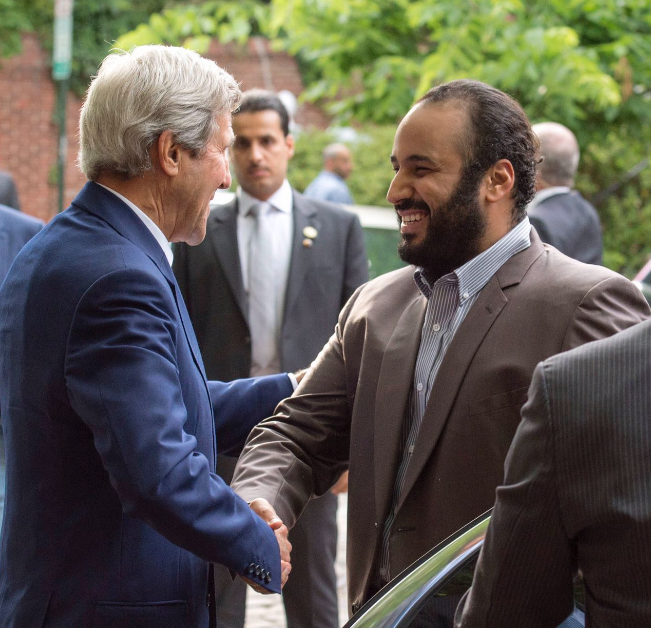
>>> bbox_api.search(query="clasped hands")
[241,498,292,594]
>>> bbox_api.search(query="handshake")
[241,498,292,594]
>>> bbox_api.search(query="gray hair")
[78,45,241,181]
[322,143,350,162]
[532,122,580,187]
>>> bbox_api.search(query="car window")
[401,555,478,627]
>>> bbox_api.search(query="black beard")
[396,167,487,281]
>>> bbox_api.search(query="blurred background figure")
[0,172,20,211]
[528,122,603,264]
[173,90,368,628]
[304,143,355,204]
[0,203,43,532]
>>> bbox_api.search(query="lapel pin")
[302,238,313,248]
[303,226,318,240]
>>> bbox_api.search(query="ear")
[155,130,182,177]
[484,159,514,204]
[285,133,295,160]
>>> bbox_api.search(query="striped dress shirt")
[378,217,532,581]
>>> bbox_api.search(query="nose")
[249,141,263,163]
[219,164,232,190]
[386,169,410,206]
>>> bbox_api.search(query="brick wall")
[0,34,329,222]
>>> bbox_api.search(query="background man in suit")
[0,171,20,211]
[455,318,651,627]
[304,143,355,204]
[527,121,603,264]
[173,90,368,628]
[0,203,43,532]
[231,80,650,621]
[0,46,294,628]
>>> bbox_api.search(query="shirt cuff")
[287,373,299,390]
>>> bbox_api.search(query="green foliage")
[0,0,30,59]
[290,125,395,208]
[578,132,651,277]
[114,0,270,53]
[7,0,168,95]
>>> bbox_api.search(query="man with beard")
[231,80,650,622]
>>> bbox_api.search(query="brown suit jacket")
[232,231,650,614]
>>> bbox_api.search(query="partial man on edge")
[0,203,44,532]
[173,91,367,628]
[527,121,603,264]
[456,317,651,626]
[230,80,649,623]
[304,142,355,205]
[0,46,295,628]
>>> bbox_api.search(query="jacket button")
[247,563,256,574]
[352,602,360,614]
[255,565,262,577]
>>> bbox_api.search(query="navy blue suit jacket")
[0,183,292,628]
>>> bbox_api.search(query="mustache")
[394,199,430,212]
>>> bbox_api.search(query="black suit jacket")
[528,190,603,264]
[456,318,651,627]
[173,190,368,381]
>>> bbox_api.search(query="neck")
[96,173,169,237]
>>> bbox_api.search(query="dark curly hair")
[417,80,539,224]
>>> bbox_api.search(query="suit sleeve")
[64,267,283,592]
[231,288,361,528]
[209,374,294,457]
[562,274,650,351]
[454,363,575,628]
[341,214,369,305]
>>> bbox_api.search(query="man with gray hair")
[527,121,603,264]
[304,142,355,204]
[0,46,293,628]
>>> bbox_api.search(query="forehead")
[232,109,284,137]
[392,101,468,162]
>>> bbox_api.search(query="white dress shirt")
[236,180,294,376]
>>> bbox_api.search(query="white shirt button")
[433,323,441,332]
[417,382,423,392]
[462,291,469,300]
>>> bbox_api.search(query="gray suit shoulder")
[293,189,360,225]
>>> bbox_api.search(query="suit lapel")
[207,201,248,324]
[395,236,545,511]
[283,191,319,322]
[374,293,427,525]
[72,182,209,383]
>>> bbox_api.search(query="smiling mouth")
[399,211,428,226]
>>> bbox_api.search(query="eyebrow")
[390,154,438,166]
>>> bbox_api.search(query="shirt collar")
[528,186,571,211]
[414,217,532,301]
[237,179,293,217]
[97,183,173,267]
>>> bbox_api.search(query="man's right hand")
[248,498,292,590]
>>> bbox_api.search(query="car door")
[344,510,585,628]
